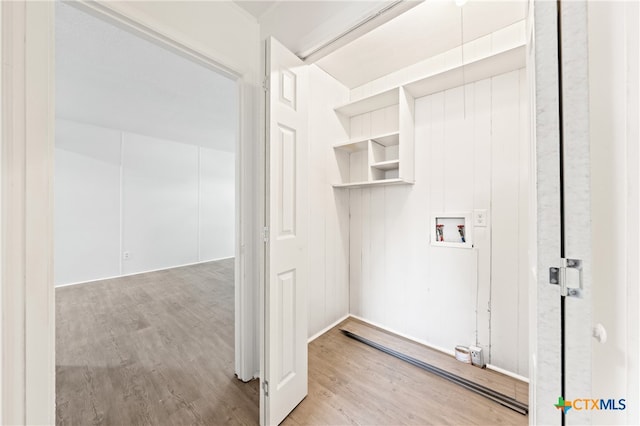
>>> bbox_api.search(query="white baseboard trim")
[487,364,530,383]
[307,314,350,343]
[349,315,529,383]
[55,256,235,288]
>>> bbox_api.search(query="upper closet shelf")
[404,45,525,98]
[334,87,399,117]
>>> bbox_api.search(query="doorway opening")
[54,2,257,424]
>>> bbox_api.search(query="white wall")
[121,132,201,274]
[200,147,236,261]
[54,121,121,285]
[55,119,235,286]
[348,69,530,377]
[306,65,351,339]
[589,1,640,424]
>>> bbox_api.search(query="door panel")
[532,1,593,424]
[531,2,563,423]
[263,37,308,426]
[560,2,592,425]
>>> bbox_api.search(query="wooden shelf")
[404,45,525,99]
[371,159,400,171]
[332,178,413,189]
[333,139,368,152]
[334,131,399,152]
[334,87,399,117]
[370,132,399,147]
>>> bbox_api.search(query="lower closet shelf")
[332,178,414,189]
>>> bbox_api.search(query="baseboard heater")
[340,329,528,416]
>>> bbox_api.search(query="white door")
[531,1,593,424]
[261,37,309,426]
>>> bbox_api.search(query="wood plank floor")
[56,259,259,426]
[285,318,528,426]
[57,259,528,425]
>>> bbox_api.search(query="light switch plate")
[474,209,488,227]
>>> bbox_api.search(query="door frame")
[0,1,259,423]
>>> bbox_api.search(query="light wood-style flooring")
[288,318,528,425]
[57,259,528,425]
[56,259,259,425]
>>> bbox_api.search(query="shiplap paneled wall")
[347,105,399,183]
[307,65,351,338]
[349,69,529,377]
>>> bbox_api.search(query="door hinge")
[262,76,269,92]
[262,380,269,396]
[263,226,269,243]
[549,258,583,298]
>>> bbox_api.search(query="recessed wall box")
[431,212,473,248]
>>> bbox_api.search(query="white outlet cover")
[473,209,488,227]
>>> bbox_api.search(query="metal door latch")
[549,258,583,298]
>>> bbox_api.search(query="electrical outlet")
[474,209,488,227]
[469,345,485,368]
[123,251,131,260]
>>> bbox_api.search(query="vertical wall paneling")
[307,68,327,337]
[472,78,492,356]
[369,187,386,325]
[306,65,350,338]
[402,94,431,340]
[490,71,521,375]
[348,71,530,376]
[349,188,363,316]
[360,188,373,319]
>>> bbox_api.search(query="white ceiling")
[56,1,525,146]
[56,2,238,152]
[234,1,277,19]
[316,0,527,88]
[237,0,411,58]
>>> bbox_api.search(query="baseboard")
[55,256,235,288]
[487,364,530,383]
[349,315,529,384]
[307,314,350,343]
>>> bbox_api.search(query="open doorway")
[53,2,257,424]
[260,1,532,423]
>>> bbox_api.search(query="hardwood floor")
[285,318,528,426]
[57,260,528,425]
[56,259,259,426]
